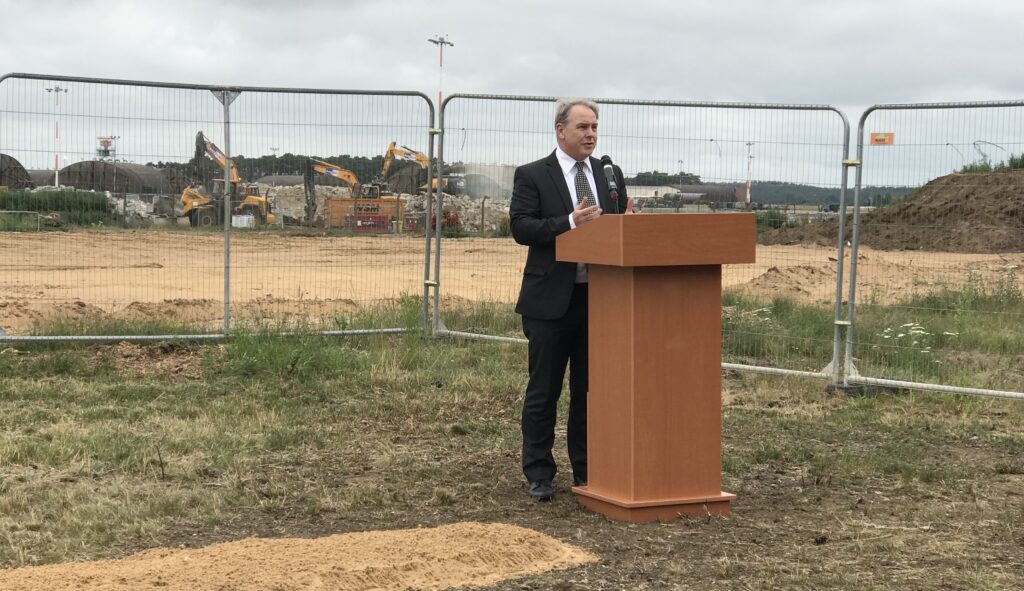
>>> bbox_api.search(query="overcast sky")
[3,0,1022,117]
[3,0,1022,186]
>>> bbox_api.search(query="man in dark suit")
[509,97,630,502]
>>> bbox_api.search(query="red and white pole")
[47,85,67,187]
[427,35,454,110]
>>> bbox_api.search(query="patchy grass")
[1,317,1023,589]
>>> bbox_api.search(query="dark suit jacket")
[510,151,628,320]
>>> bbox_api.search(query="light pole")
[46,85,68,187]
[427,35,455,109]
[708,138,722,158]
[972,140,1006,168]
[745,142,755,205]
[676,159,686,212]
[945,142,966,171]
[269,147,279,185]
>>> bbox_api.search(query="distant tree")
[626,170,702,186]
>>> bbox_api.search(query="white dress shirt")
[554,147,599,283]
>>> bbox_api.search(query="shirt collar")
[555,147,591,177]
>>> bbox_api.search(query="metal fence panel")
[0,73,434,341]
[435,95,851,380]
[847,102,1024,398]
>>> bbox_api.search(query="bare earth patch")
[1,229,1021,334]
[0,522,595,591]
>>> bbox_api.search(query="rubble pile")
[258,183,353,224]
[19,183,510,232]
[261,184,510,232]
[404,192,510,233]
[105,192,154,227]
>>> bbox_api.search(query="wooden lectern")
[556,213,756,522]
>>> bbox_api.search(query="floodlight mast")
[427,35,455,110]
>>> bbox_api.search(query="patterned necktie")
[575,161,596,208]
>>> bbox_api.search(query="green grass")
[2,293,1023,588]
[0,211,39,231]
[853,271,1024,388]
[722,292,837,369]
[434,284,1021,390]
[1,332,1023,589]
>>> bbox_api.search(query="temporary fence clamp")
[429,128,443,135]
[842,159,861,167]
[834,320,851,326]
[424,280,439,287]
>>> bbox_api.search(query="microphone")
[600,155,620,214]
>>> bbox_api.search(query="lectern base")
[572,487,735,522]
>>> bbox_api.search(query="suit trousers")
[521,282,588,483]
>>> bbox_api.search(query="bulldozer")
[180,132,276,227]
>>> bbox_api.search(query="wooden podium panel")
[557,213,754,522]
[555,213,755,267]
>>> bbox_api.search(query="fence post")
[423,121,439,337]
[214,89,240,334]
[431,101,447,336]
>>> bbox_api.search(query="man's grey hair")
[554,97,599,127]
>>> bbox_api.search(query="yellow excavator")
[303,158,362,222]
[180,132,276,227]
[362,141,430,199]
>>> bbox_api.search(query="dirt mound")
[761,170,1024,253]
[0,522,595,591]
[741,264,838,302]
[0,299,106,333]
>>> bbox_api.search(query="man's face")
[556,105,598,161]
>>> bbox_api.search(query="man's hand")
[624,196,636,215]
[572,201,602,226]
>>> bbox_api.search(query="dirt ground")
[0,522,593,591]
[1,229,1022,334]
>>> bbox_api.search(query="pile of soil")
[761,170,1024,253]
[0,522,594,591]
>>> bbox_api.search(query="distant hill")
[745,181,917,207]
[623,171,916,207]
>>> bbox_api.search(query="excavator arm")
[182,131,274,227]
[303,158,363,224]
[195,131,240,183]
[378,141,429,181]
[305,158,361,195]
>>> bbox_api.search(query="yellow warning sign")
[870,132,895,145]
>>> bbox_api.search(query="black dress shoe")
[528,479,555,501]
[573,475,587,487]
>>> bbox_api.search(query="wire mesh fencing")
[0,73,434,341]
[846,102,1024,398]
[435,95,852,380]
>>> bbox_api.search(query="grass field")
[1,299,1023,589]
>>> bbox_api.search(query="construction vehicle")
[361,141,430,198]
[303,158,362,222]
[419,175,466,196]
[179,131,276,227]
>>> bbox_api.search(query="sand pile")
[0,522,595,591]
[760,170,1024,253]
